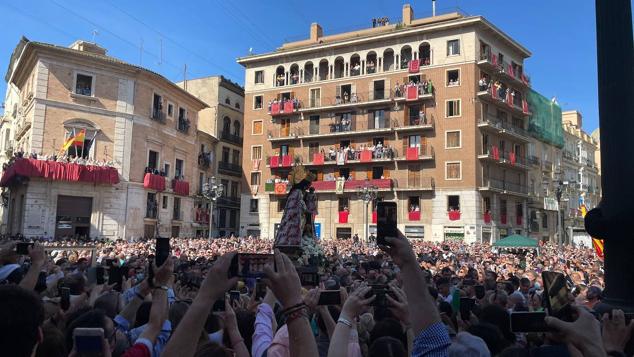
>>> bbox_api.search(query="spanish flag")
[73,129,86,146]
[592,238,604,259]
[60,134,76,152]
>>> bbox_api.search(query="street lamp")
[356,182,378,245]
[201,176,224,239]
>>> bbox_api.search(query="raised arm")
[162,252,238,357]
[19,244,45,291]
[137,257,173,344]
[327,285,373,357]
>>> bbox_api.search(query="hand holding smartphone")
[318,290,342,306]
[376,202,397,246]
[16,242,34,255]
[229,253,275,278]
[73,327,104,354]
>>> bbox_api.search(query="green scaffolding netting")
[527,89,564,148]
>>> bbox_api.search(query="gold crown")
[289,164,316,185]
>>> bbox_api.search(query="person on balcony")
[367,60,375,73]
[335,95,342,105]
[343,91,349,103]
[291,73,299,84]
[351,93,358,103]
[394,82,402,97]
[479,76,489,91]
[352,63,361,74]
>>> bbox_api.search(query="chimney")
[310,23,323,42]
[402,4,414,26]
[69,40,107,56]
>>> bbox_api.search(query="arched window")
[233,121,241,137]
[334,57,345,79]
[225,97,231,105]
[383,49,395,71]
[366,51,377,74]
[304,61,314,83]
[63,120,99,159]
[350,54,361,76]
[222,116,231,135]
[318,59,329,81]
[400,45,412,68]
[419,42,431,66]
[275,66,285,86]
[235,102,240,109]
[289,64,299,85]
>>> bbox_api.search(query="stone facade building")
[238,4,539,242]
[0,38,212,239]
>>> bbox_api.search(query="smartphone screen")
[255,280,267,300]
[365,284,395,307]
[16,242,34,255]
[60,287,71,311]
[510,311,549,332]
[155,238,170,267]
[460,297,476,321]
[376,202,397,245]
[541,271,573,320]
[108,266,122,289]
[475,285,486,300]
[74,327,104,353]
[229,254,274,278]
[229,290,240,306]
[318,290,342,305]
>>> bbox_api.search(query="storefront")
[404,225,425,239]
[443,226,465,241]
[55,195,93,238]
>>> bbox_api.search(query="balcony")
[477,54,530,88]
[268,118,393,142]
[396,145,434,162]
[394,177,435,191]
[151,109,166,124]
[305,149,396,167]
[308,179,393,193]
[218,161,242,177]
[479,177,529,197]
[177,117,190,134]
[393,84,434,103]
[477,115,531,142]
[298,90,393,114]
[268,99,300,117]
[145,203,158,219]
[217,196,241,208]
[478,145,529,170]
[393,114,435,133]
[477,87,530,117]
[194,208,210,224]
[221,131,243,146]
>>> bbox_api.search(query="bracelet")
[337,317,353,328]
[285,307,308,323]
[283,304,307,317]
[281,302,305,315]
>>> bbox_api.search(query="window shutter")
[383,168,390,178]
[366,168,372,180]
[336,85,342,98]
[351,84,357,97]
[369,81,374,100]
[317,171,324,181]
[403,137,408,154]
[384,78,391,98]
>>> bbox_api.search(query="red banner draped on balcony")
[339,211,349,223]
[516,216,523,226]
[507,64,515,78]
[270,156,280,167]
[360,150,372,162]
[274,182,287,195]
[509,151,516,165]
[501,214,507,225]
[0,158,120,187]
[283,101,294,113]
[311,181,336,191]
[372,211,377,223]
[521,73,529,86]
[491,87,498,99]
[281,155,292,167]
[522,99,530,114]
[172,180,190,196]
[143,173,166,192]
[270,102,280,115]
[344,179,392,190]
[491,54,498,66]
[448,210,461,221]
[406,86,418,100]
[492,146,500,161]
[483,212,492,224]
[312,153,324,165]
[408,59,420,73]
[506,91,514,107]
[408,211,421,221]
[406,147,419,160]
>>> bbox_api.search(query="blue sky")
[0,0,603,132]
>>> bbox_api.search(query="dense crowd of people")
[0,234,630,357]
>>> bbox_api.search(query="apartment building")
[238,4,540,242]
[560,110,600,244]
[0,37,209,239]
[178,76,244,237]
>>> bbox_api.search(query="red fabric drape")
[0,159,119,187]
[312,153,324,165]
[270,102,280,115]
[274,182,287,195]
[406,147,419,160]
[509,152,516,165]
[516,216,523,226]
[360,150,372,162]
[372,211,377,223]
[270,156,280,167]
[143,173,165,191]
[311,181,336,191]
[500,214,507,225]
[409,211,421,221]
[492,146,500,161]
[448,211,461,221]
[281,155,292,167]
[172,180,190,196]
[484,212,492,224]
[339,211,349,223]
[408,59,420,73]
[283,101,294,113]
[406,86,418,100]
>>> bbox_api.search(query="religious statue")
[274,164,316,248]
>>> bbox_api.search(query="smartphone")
[510,311,549,332]
[212,299,225,312]
[318,290,342,305]
[96,267,105,285]
[86,267,97,286]
[229,253,274,278]
[365,284,396,307]
[475,285,486,300]
[73,327,104,353]
[300,271,319,286]
[60,287,71,311]
[541,271,574,321]
[229,290,240,306]
[155,238,170,267]
[460,297,476,321]
[108,266,122,289]
[16,242,34,255]
[376,202,397,246]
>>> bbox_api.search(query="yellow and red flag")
[592,238,604,259]
[60,134,75,152]
[73,129,86,146]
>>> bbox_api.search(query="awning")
[0,158,119,187]
[493,234,539,248]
